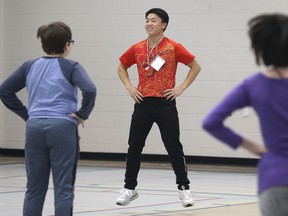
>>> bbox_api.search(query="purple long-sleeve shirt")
[203,72,288,193]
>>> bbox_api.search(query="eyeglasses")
[69,40,75,45]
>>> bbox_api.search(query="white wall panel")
[0,0,287,158]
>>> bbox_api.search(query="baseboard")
[0,148,258,167]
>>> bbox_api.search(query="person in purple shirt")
[202,13,288,216]
[0,21,96,216]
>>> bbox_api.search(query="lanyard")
[146,36,164,66]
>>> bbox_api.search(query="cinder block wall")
[0,0,3,145]
[1,0,288,158]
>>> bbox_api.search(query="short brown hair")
[37,21,72,54]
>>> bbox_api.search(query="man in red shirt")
[116,8,201,207]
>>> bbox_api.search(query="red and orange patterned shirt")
[119,37,195,97]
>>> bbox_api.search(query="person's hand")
[162,86,185,101]
[126,86,143,103]
[69,113,85,128]
[240,139,268,157]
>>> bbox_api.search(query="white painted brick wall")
[0,0,3,147]
[0,0,287,158]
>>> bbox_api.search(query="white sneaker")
[179,189,194,207]
[116,188,139,206]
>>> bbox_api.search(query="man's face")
[145,13,166,37]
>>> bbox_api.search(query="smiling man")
[116,8,201,207]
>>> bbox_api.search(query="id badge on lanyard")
[150,55,166,71]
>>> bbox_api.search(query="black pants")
[124,97,190,190]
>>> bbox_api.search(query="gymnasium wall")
[1,0,287,159]
[0,0,3,147]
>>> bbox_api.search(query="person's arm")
[203,80,267,156]
[118,63,143,103]
[70,63,97,127]
[202,83,251,149]
[0,64,29,121]
[163,59,201,100]
[240,138,267,156]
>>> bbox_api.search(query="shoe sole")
[183,203,194,208]
[116,194,139,206]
